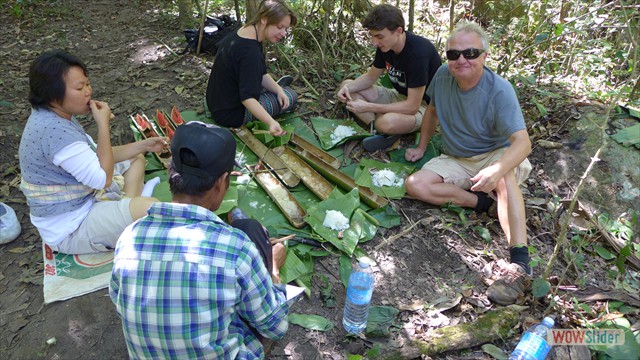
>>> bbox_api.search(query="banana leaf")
[304,188,376,256]
[144,152,165,172]
[280,249,311,284]
[295,273,312,298]
[310,117,370,150]
[280,115,321,146]
[388,134,442,170]
[281,115,345,159]
[354,159,415,199]
[290,251,315,296]
[233,133,303,229]
[246,121,294,147]
[216,186,239,215]
[236,176,288,229]
[352,208,378,243]
[180,109,209,123]
[145,169,171,202]
[367,206,401,229]
[288,313,334,332]
[339,254,352,289]
[366,306,400,337]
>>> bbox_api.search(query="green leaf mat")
[354,158,415,199]
[310,117,371,150]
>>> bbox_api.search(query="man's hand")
[345,98,369,114]
[405,147,425,162]
[336,85,353,103]
[470,163,502,193]
[271,243,286,284]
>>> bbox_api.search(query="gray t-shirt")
[426,64,525,158]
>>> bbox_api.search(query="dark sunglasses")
[445,48,485,61]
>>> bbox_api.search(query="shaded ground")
[1,1,638,359]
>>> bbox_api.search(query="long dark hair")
[28,49,88,109]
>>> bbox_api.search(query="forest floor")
[0,1,638,359]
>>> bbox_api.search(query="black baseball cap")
[170,121,239,179]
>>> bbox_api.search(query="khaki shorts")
[422,147,532,190]
[373,86,427,132]
[52,198,133,254]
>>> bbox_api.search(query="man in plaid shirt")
[109,122,288,359]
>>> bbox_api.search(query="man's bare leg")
[374,112,419,135]
[405,169,477,207]
[495,171,527,247]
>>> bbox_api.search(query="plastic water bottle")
[0,202,21,244]
[509,317,555,360]
[342,257,375,334]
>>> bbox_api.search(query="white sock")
[141,176,161,197]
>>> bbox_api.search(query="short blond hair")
[446,21,489,51]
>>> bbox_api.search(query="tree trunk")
[177,0,194,29]
[246,0,259,22]
[234,0,241,24]
[449,0,455,31]
[408,0,415,33]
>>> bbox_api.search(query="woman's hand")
[277,88,290,110]
[89,100,114,128]
[142,137,169,153]
[269,121,286,136]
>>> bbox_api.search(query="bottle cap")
[542,317,555,328]
[358,257,372,268]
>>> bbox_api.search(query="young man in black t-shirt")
[336,4,442,152]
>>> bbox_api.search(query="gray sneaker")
[276,75,294,87]
[486,263,532,305]
[362,135,400,152]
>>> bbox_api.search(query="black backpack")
[183,15,239,55]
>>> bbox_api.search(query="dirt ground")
[1,1,638,359]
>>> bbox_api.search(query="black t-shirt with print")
[372,31,442,102]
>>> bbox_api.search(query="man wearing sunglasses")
[405,22,533,306]
[336,4,441,152]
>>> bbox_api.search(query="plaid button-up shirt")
[109,202,288,359]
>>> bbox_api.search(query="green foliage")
[5,0,69,18]
[532,277,551,298]
[441,203,468,225]
[288,313,334,331]
[365,306,400,337]
[472,226,492,243]
[494,0,639,107]
[317,274,336,308]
